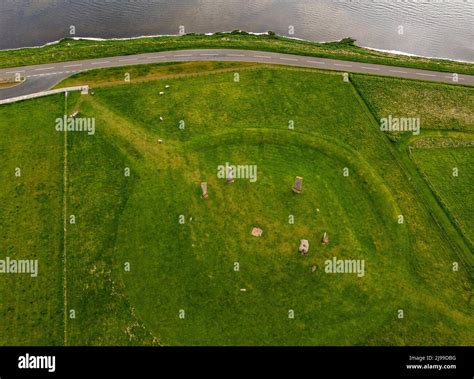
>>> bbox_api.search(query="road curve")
[1,48,473,100]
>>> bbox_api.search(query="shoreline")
[1,31,472,65]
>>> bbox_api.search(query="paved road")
[1,48,472,100]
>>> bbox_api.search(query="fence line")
[0,85,89,105]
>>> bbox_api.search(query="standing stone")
[322,232,329,245]
[201,182,208,199]
[292,176,303,193]
[226,166,235,184]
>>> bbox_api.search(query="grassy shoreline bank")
[1,31,473,75]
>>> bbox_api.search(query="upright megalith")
[201,182,209,199]
[322,232,329,245]
[292,176,303,193]
[226,166,235,184]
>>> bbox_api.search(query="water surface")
[1,0,472,61]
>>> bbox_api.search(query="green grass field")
[412,143,474,247]
[0,63,472,345]
[352,75,474,132]
[0,96,64,345]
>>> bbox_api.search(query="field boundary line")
[63,92,68,346]
[0,85,88,105]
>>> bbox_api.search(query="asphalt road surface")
[1,49,472,100]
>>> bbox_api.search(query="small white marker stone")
[240,288,247,292]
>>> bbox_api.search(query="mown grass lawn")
[0,95,64,345]
[0,64,472,345]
